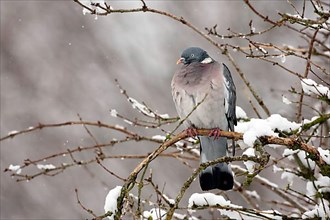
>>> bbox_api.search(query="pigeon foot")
[208,128,222,140]
[185,127,198,137]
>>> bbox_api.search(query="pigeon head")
[177,47,213,65]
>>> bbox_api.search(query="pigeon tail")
[199,164,234,191]
[199,136,233,191]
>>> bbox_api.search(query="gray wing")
[222,63,237,155]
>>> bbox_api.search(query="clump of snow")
[8,164,22,174]
[279,54,286,63]
[245,190,260,200]
[273,165,295,186]
[306,175,330,197]
[235,118,276,147]
[273,165,282,173]
[110,109,118,117]
[114,124,125,130]
[128,97,156,118]
[243,148,256,173]
[163,194,175,205]
[8,130,19,136]
[188,193,240,208]
[303,200,329,219]
[301,78,330,98]
[285,13,303,19]
[282,95,292,104]
[318,148,330,164]
[158,113,170,119]
[283,149,299,159]
[104,186,122,220]
[235,114,301,147]
[151,135,166,141]
[187,137,199,144]
[123,119,133,125]
[281,171,295,185]
[190,148,200,156]
[189,193,228,207]
[187,193,269,219]
[219,210,247,219]
[258,47,268,54]
[174,141,185,148]
[172,213,189,219]
[142,208,167,220]
[36,164,56,170]
[266,114,300,131]
[297,150,315,169]
[236,106,247,119]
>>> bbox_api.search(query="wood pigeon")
[171,47,237,191]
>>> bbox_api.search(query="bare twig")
[75,188,98,218]
[297,29,320,121]
[74,0,271,117]
[1,121,137,141]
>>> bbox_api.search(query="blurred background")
[1,1,326,219]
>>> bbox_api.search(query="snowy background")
[1,1,326,219]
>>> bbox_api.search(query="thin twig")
[75,188,98,217]
[297,29,320,121]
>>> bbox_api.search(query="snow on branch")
[2,90,329,219]
[301,78,330,100]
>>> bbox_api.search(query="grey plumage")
[171,47,237,191]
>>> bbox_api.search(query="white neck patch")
[201,57,213,64]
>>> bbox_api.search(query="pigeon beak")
[176,57,185,64]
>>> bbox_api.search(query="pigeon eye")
[190,54,195,58]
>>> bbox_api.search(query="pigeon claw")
[208,128,222,140]
[185,127,198,137]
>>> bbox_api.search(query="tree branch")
[108,128,325,219]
